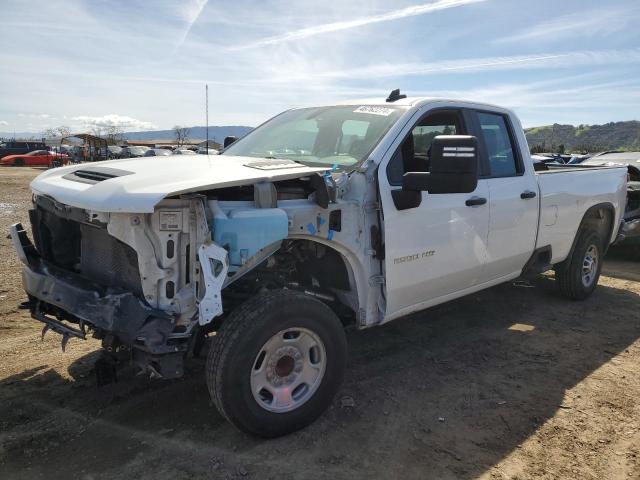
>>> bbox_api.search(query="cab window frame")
[385,108,469,187]
[471,109,524,179]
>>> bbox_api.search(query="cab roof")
[333,95,507,112]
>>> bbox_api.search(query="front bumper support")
[11,222,176,353]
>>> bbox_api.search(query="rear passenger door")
[472,110,539,280]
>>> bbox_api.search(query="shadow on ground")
[1,273,639,480]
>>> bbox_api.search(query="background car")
[121,146,149,158]
[567,154,593,164]
[173,149,196,155]
[0,140,48,159]
[580,151,640,171]
[107,145,123,159]
[144,148,173,157]
[197,147,219,155]
[58,145,74,155]
[0,149,68,167]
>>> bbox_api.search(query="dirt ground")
[1,167,639,480]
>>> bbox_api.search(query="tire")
[206,290,347,437]
[14,158,24,167]
[555,229,603,300]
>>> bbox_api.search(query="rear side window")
[477,112,519,177]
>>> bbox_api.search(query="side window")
[477,112,519,177]
[387,111,462,186]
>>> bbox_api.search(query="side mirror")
[403,135,478,194]
[224,136,237,148]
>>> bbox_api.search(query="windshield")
[222,105,404,169]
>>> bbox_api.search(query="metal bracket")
[197,242,229,325]
[33,304,86,352]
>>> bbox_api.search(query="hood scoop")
[63,167,134,185]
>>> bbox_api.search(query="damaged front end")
[10,166,371,384]
[10,194,224,380]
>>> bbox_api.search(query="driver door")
[378,108,490,318]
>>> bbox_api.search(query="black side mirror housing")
[223,136,237,148]
[403,135,479,194]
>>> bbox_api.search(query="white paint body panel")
[379,177,491,314]
[374,99,628,322]
[482,111,540,281]
[30,155,327,213]
[536,167,627,263]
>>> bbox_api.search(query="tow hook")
[33,301,86,352]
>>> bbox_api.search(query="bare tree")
[57,125,71,137]
[104,125,125,145]
[43,125,72,139]
[173,125,191,147]
[91,126,103,138]
[43,128,58,139]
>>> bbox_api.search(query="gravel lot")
[1,167,639,479]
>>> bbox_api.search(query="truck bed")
[534,164,628,263]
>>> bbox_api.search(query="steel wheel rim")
[581,244,599,288]
[250,327,326,413]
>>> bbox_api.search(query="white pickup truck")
[10,91,627,437]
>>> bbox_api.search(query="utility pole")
[205,84,209,151]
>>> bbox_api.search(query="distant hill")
[123,126,253,142]
[525,121,640,153]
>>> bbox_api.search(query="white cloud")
[17,113,50,119]
[231,0,486,50]
[0,120,8,126]
[495,6,640,44]
[176,0,209,48]
[72,114,156,131]
[286,48,640,81]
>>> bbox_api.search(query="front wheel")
[206,290,347,437]
[555,229,603,300]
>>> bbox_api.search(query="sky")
[1,0,640,134]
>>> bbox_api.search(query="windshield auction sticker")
[353,106,395,116]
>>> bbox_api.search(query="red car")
[0,150,69,167]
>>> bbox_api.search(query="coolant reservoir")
[212,208,288,267]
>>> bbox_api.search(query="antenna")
[205,84,209,152]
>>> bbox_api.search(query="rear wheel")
[206,290,347,437]
[555,229,603,300]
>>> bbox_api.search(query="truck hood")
[30,155,329,213]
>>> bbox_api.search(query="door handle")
[465,196,487,207]
[520,190,537,199]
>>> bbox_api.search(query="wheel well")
[575,203,615,254]
[276,239,358,325]
[584,204,614,241]
[218,239,359,329]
